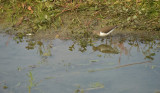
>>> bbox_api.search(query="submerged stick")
[115,61,152,69]
[88,61,152,72]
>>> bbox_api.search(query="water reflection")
[92,44,119,54]
[1,34,160,93]
[9,34,160,73]
[10,34,160,61]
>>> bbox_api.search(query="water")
[0,33,160,93]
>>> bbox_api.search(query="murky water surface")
[0,33,160,93]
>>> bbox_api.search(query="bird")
[93,25,118,37]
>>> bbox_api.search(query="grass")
[0,0,159,30]
[0,0,160,42]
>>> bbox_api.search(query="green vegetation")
[3,85,8,89]
[0,0,159,33]
[27,71,34,93]
[90,82,104,89]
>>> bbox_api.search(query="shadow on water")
[0,33,160,93]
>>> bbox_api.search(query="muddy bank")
[1,25,160,43]
[0,0,160,38]
[0,11,160,41]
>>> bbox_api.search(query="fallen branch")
[54,4,80,18]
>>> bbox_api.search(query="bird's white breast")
[99,28,115,36]
[99,31,109,36]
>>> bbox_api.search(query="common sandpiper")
[93,25,118,37]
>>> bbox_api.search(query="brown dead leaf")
[21,3,25,8]
[31,10,33,14]
[28,6,32,11]
[27,6,33,13]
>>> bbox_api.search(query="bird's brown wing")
[100,26,117,33]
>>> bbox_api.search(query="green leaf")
[127,17,131,21]
[45,15,48,19]
[133,15,137,19]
